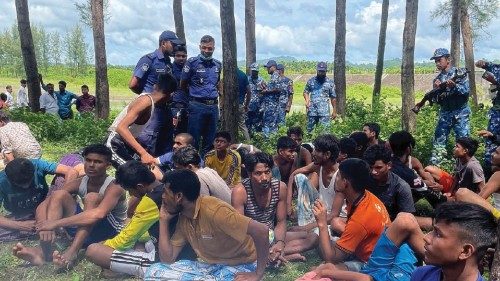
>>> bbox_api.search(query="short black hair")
[156,73,178,95]
[349,131,369,151]
[0,93,7,102]
[456,137,479,157]
[237,147,250,163]
[244,152,274,174]
[215,131,232,143]
[174,45,187,53]
[276,136,297,151]
[301,143,314,154]
[313,134,339,161]
[363,144,392,165]
[434,202,497,263]
[339,137,357,158]
[82,144,112,162]
[162,169,200,202]
[363,122,381,138]
[20,79,27,84]
[115,160,155,190]
[287,126,303,137]
[389,131,416,157]
[200,35,215,44]
[46,83,54,88]
[81,84,89,89]
[59,80,67,86]
[339,158,371,193]
[173,145,201,167]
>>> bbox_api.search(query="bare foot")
[53,250,78,271]
[283,253,307,262]
[12,242,45,266]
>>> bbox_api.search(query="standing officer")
[128,30,184,158]
[261,60,282,137]
[247,63,266,136]
[427,48,470,165]
[303,62,336,132]
[180,35,222,157]
[277,64,294,125]
[171,45,189,135]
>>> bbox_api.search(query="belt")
[191,97,218,105]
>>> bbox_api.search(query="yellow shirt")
[204,149,241,186]
[171,196,256,265]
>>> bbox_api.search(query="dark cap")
[277,64,285,71]
[5,158,35,189]
[159,30,183,45]
[430,48,450,60]
[317,61,328,71]
[265,60,278,68]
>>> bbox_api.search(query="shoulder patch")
[188,57,197,63]
[213,59,222,66]
[183,64,190,72]
[141,63,149,72]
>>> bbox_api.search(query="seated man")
[204,131,241,187]
[13,144,127,269]
[173,145,231,204]
[0,111,42,159]
[478,146,500,209]
[232,152,287,266]
[287,126,312,168]
[425,137,485,194]
[298,201,496,281]
[363,122,384,147]
[349,131,369,159]
[144,170,270,281]
[363,144,415,220]
[273,136,300,183]
[337,137,357,163]
[156,132,195,170]
[75,84,96,114]
[0,158,77,242]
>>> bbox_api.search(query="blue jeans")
[188,101,219,157]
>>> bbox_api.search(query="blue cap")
[265,60,277,68]
[159,30,183,45]
[276,64,285,70]
[250,63,259,71]
[430,48,450,60]
[317,61,328,71]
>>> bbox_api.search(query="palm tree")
[91,0,110,119]
[173,0,185,41]
[401,0,418,132]
[15,0,41,111]
[334,0,346,115]
[372,0,389,106]
[245,0,256,74]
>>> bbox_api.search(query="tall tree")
[460,4,477,106]
[372,0,389,106]
[91,0,110,119]
[173,0,185,41]
[245,0,256,75]
[401,0,418,132]
[450,0,461,67]
[220,0,239,140]
[334,0,347,115]
[15,0,41,111]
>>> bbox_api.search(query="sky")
[1,0,499,66]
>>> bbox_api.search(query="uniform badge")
[183,65,190,72]
[141,63,149,72]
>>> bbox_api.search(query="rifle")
[412,68,470,114]
[477,62,500,95]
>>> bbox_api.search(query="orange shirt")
[336,190,391,262]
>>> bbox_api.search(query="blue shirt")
[279,76,293,107]
[133,49,173,93]
[410,265,484,281]
[304,76,336,116]
[248,76,266,112]
[171,61,189,104]
[237,69,250,105]
[432,66,469,111]
[484,62,500,109]
[55,90,78,119]
[262,71,281,105]
[0,159,57,215]
[181,55,221,99]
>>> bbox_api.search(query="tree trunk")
[491,223,500,280]
[245,0,256,75]
[450,0,461,67]
[460,5,477,106]
[334,0,347,115]
[15,0,41,112]
[220,0,239,141]
[372,0,389,106]
[91,0,110,119]
[173,0,185,41]
[401,0,418,132]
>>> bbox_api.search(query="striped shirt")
[204,149,241,186]
[243,177,280,229]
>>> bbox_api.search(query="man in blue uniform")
[128,30,184,158]
[303,62,336,132]
[261,60,282,137]
[277,64,294,125]
[247,63,266,136]
[171,45,189,135]
[427,48,470,165]
[181,35,222,157]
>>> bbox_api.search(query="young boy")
[204,131,241,187]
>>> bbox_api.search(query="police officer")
[277,64,294,125]
[303,62,336,132]
[180,35,222,157]
[128,30,184,160]
[171,45,189,135]
[261,60,282,137]
[427,48,470,165]
[247,63,266,136]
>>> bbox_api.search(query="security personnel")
[277,64,293,125]
[427,48,470,165]
[128,30,184,159]
[247,63,266,136]
[171,45,189,135]
[180,35,222,157]
[261,60,282,137]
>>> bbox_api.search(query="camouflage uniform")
[430,66,471,165]
[262,71,282,137]
[247,75,266,135]
[277,76,293,125]
[304,76,336,132]
[483,62,500,168]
